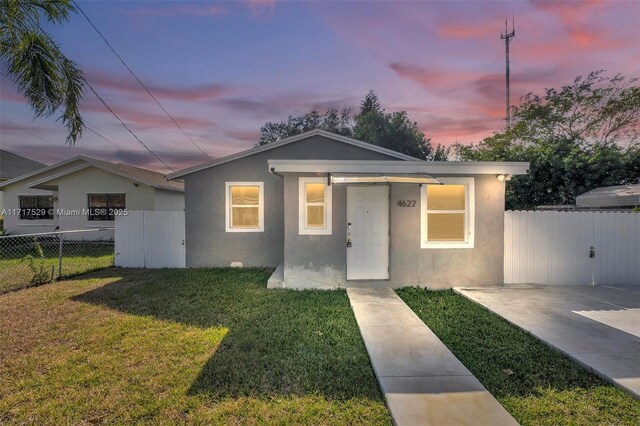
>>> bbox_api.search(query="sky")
[1,0,639,173]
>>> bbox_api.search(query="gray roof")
[0,155,183,192]
[0,150,46,180]
[167,129,421,180]
[576,184,640,208]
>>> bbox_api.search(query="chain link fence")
[0,229,114,294]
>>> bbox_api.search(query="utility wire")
[84,122,131,155]
[1,116,57,147]
[73,1,212,161]
[83,82,174,172]
[2,72,152,168]
[31,23,175,173]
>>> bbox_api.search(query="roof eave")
[166,129,421,180]
[267,159,530,175]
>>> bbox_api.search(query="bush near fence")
[0,229,114,294]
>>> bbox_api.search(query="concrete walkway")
[347,288,517,426]
[455,285,640,399]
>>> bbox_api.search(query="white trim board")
[268,159,530,175]
[298,177,332,235]
[225,181,265,233]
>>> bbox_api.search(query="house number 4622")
[397,200,416,207]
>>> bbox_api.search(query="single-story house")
[0,150,46,214]
[168,130,529,289]
[0,155,184,235]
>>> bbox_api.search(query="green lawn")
[396,288,640,426]
[0,268,390,425]
[0,243,114,294]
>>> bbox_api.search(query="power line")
[83,81,174,172]
[3,71,132,156]
[1,116,58,147]
[84,122,131,155]
[73,1,212,161]
[31,23,175,172]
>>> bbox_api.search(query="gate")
[115,211,185,268]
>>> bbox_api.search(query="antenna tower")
[501,15,515,129]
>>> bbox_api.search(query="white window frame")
[298,177,332,235]
[421,177,475,249]
[225,182,264,232]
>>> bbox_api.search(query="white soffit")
[330,173,441,185]
[268,160,530,175]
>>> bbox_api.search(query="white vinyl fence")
[115,211,185,268]
[504,211,640,286]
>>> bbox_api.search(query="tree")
[1,0,85,144]
[456,72,640,209]
[259,91,450,160]
[360,89,381,114]
[258,107,352,145]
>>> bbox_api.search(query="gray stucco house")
[168,130,528,289]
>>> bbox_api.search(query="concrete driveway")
[454,285,640,399]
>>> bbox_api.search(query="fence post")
[58,233,63,279]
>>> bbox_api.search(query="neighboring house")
[0,156,184,234]
[168,130,529,289]
[576,184,640,211]
[0,150,46,215]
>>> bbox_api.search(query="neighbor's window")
[19,195,54,220]
[88,193,126,221]
[299,177,332,235]
[225,182,264,232]
[421,177,474,248]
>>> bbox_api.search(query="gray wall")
[283,175,505,289]
[389,175,505,289]
[284,173,348,287]
[183,135,399,267]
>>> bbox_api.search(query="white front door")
[346,186,389,280]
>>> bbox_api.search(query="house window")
[225,182,264,232]
[299,177,332,235]
[88,193,126,221]
[19,195,54,220]
[421,177,474,249]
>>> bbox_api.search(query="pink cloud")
[435,19,498,40]
[81,96,214,130]
[86,70,233,102]
[530,0,604,26]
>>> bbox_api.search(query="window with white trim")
[299,177,332,235]
[421,177,474,248]
[225,182,264,232]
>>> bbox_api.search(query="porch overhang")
[267,159,530,175]
[330,173,440,185]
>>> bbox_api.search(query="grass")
[0,243,114,294]
[0,268,390,425]
[396,288,640,426]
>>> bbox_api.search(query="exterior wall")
[283,174,505,289]
[53,167,156,231]
[154,188,185,211]
[284,173,348,287]
[388,175,504,289]
[0,163,179,234]
[1,159,84,234]
[1,182,57,233]
[183,135,400,268]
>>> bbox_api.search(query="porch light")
[497,174,506,181]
